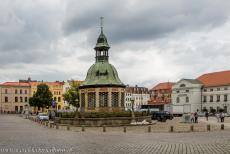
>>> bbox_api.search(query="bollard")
[123,127,126,133]
[148,126,151,133]
[170,126,174,132]
[67,125,70,130]
[56,124,59,129]
[82,126,85,132]
[190,125,194,132]
[103,126,106,132]
[207,124,210,131]
[221,124,224,130]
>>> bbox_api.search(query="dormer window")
[180,84,186,87]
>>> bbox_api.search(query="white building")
[197,71,230,113]
[125,85,150,111]
[172,79,202,114]
[172,70,230,114]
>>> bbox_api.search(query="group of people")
[190,112,198,123]
[191,111,225,123]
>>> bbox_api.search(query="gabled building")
[125,85,150,111]
[197,70,230,113]
[172,79,202,114]
[148,82,174,111]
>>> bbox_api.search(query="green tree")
[63,81,80,110]
[29,84,53,111]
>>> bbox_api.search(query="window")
[203,96,207,102]
[210,89,213,92]
[224,95,228,102]
[210,96,213,102]
[25,97,28,102]
[186,97,189,103]
[20,89,22,94]
[111,92,119,107]
[54,97,57,101]
[5,97,8,102]
[15,89,18,94]
[88,93,96,109]
[81,93,85,107]
[25,90,27,94]
[5,89,8,94]
[180,84,186,87]
[99,92,108,107]
[204,89,207,92]
[176,97,180,103]
[217,95,220,102]
[224,87,228,90]
[15,97,18,102]
[176,90,180,93]
[217,88,220,91]
[186,90,189,93]
[121,93,125,107]
[58,97,61,102]
[20,97,23,102]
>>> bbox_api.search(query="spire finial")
[100,17,104,33]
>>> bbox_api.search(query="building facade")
[125,85,150,111]
[79,19,126,112]
[148,82,174,111]
[197,71,230,113]
[30,81,64,111]
[0,82,31,113]
[172,79,202,114]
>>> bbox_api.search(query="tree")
[63,81,80,110]
[29,84,53,111]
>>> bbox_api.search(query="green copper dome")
[80,61,125,88]
[80,19,125,88]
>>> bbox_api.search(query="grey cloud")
[63,0,230,44]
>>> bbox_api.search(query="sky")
[0,0,230,88]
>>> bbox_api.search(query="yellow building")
[0,82,31,113]
[30,81,64,111]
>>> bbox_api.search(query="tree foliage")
[63,81,80,109]
[29,84,53,108]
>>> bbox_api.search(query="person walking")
[205,111,209,121]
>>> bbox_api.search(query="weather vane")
[100,17,104,33]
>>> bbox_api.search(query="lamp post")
[131,97,135,123]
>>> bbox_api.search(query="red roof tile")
[197,70,230,87]
[0,82,30,87]
[150,82,174,91]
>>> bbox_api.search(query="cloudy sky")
[0,0,230,88]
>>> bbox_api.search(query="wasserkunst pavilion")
[79,18,126,112]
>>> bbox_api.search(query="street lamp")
[131,97,135,123]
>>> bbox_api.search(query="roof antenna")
[100,17,104,34]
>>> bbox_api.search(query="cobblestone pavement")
[1,115,230,154]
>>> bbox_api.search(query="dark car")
[151,111,173,122]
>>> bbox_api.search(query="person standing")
[205,112,209,121]
[191,113,195,123]
[194,112,198,123]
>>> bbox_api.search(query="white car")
[37,113,49,121]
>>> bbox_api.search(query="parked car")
[151,111,173,122]
[224,113,230,117]
[37,113,49,121]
